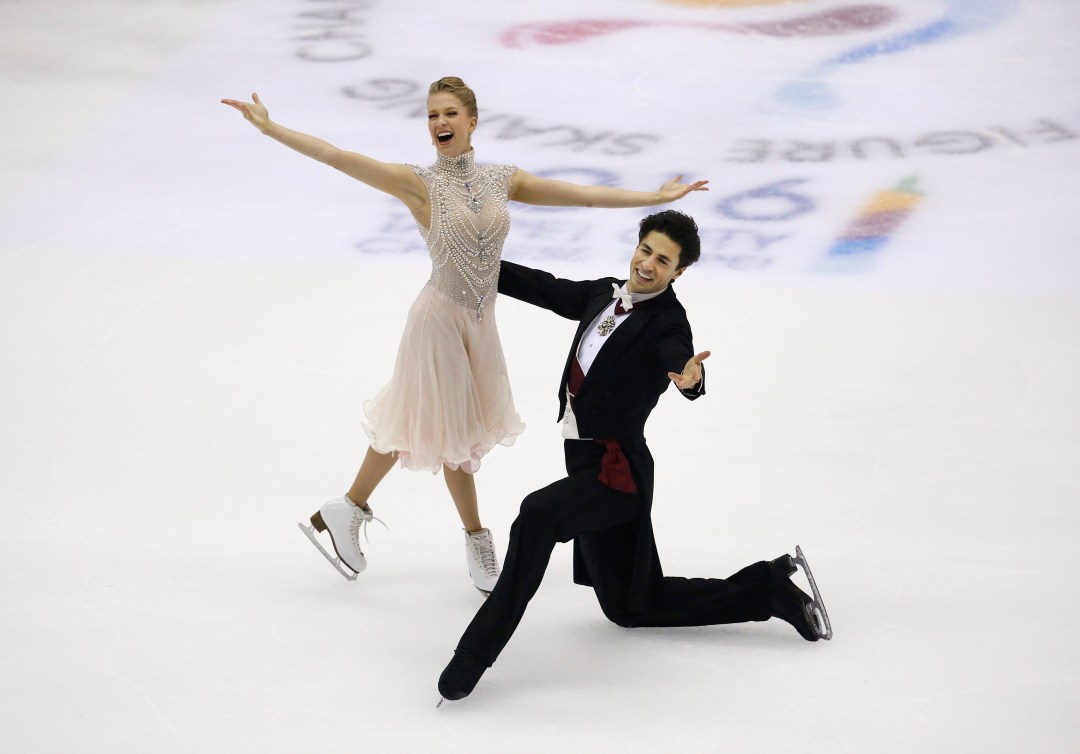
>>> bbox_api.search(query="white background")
[2,0,1079,751]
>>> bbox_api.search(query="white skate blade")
[297,522,359,581]
[793,545,833,640]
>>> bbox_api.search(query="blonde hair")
[428,76,478,120]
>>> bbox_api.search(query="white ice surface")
[2,1,1079,752]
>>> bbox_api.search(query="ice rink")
[2,0,1079,751]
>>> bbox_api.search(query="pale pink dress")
[362,151,524,473]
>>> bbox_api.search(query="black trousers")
[457,441,774,666]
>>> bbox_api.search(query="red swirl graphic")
[500,5,897,48]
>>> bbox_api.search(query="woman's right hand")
[220,92,271,132]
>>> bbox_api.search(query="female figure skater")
[221,77,707,594]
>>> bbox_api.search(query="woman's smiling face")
[427,92,477,157]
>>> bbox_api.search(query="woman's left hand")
[657,175,710,203]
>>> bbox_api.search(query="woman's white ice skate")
[298,497,386,581]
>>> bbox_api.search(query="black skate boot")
[768,547,832,641]
[438,649,489,704]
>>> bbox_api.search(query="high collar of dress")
[434,149,477,177]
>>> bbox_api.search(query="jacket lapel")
[562,282,678,398]
[576,283,677,395]
[579,308,651,395]
[561,290,614,393]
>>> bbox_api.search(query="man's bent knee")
[517,490,557,521]
[603,607,636,628]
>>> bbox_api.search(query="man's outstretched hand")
[668,351,710,390]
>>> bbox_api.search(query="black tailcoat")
[498,260,704,611]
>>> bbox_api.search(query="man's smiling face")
[626,230,684,295]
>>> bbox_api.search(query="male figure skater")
[438,210,831,702]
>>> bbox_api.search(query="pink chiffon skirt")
[362,284,524,473]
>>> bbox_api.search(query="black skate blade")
[794,545,833,640]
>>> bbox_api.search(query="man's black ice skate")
[437,649,488,705]
[768,545,833,641]
[771,578,822,641]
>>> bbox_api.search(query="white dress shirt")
[563,283,667,440]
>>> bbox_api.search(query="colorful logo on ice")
[658,0,812,6]
[498,5,896,48]
[774,0,1019,109]
[818,175,923,272]
[497,0,1019,112]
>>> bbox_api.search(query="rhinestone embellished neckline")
[413,155,514,321]
[434,150,478,179]
[434,150,484,213]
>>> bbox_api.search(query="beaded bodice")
[410,151,516,321]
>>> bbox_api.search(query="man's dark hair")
[638,210,701,269]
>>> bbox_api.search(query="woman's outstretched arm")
[221,92,426,211]
[508,170,708,208]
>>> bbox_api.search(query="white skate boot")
[464,528,500,596]
[298,496,385,581]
